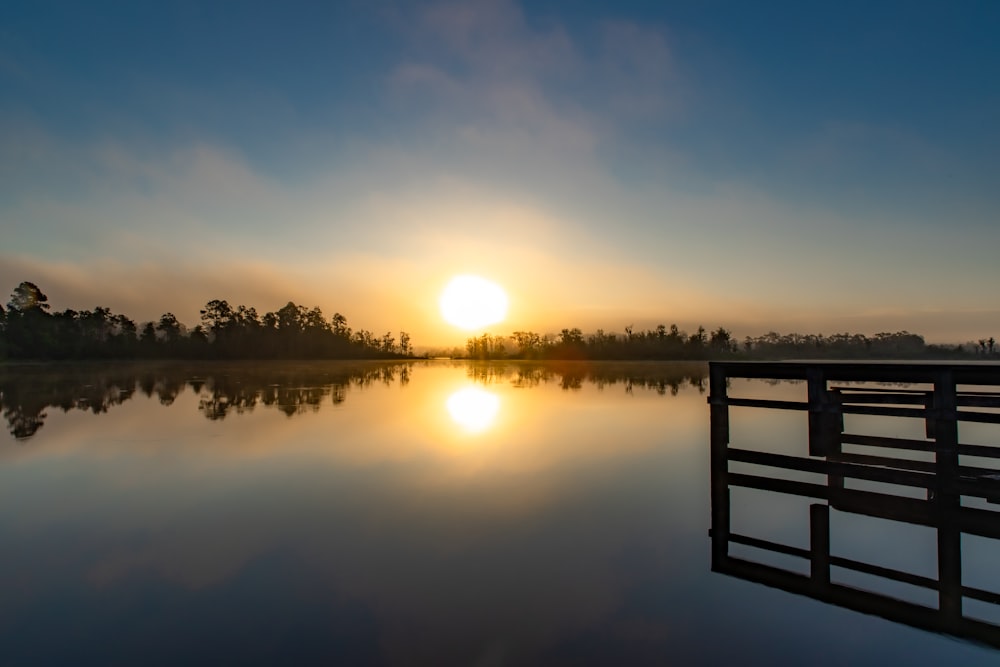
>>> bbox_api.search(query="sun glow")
[439,275,508,330]
[446,387,501,433]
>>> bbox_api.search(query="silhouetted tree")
[157,313,182,343]
[7,281,50,313]
[709,327,733,354]
[5,282,54,357]
[139,322,158,354]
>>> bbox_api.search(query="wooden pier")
[708,361,1000,648]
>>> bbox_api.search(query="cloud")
[414,0,578,78]
[386,0,685,164]
[598,20,679,117]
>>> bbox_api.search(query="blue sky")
[2,0,998,344]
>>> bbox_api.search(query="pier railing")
[708,361,1000,648]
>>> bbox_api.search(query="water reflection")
[446,386,500,433]
[0,360,716,665]
[0,361,707,442]
[2,361,998,665]
[0,362,414,440]
[464,360,708,395]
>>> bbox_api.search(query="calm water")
[1,360,998,665]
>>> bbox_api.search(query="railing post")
[938,522,962,625]
[932,368,960,507]
[709,363,731,566]
[825,388,846,495]
[810,503,831,590]
[808,367,839,457]
[932,368,962,621]
[924,390,937,440]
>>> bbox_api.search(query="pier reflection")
[709,361,1000,649]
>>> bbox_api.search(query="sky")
[2,0,999,346]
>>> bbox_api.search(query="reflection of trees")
[0,362,415,439]
[465,364,513,386]
[194,364,419,420]
[466,361,708,395]
[510,367,554,388]
[136,373,186,406]
[0,365,139,440]
[4,407,47,440]
[198,382,261,421]
[1,361,710,442]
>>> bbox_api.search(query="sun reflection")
[446,387,501,433]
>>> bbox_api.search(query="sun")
[439,275,508,330]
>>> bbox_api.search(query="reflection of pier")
[708,362,1000,648]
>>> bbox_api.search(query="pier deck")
[708,361,1000,648]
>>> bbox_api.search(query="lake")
[1,360,998,665]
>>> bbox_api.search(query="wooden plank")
[832,453,1000,480]
[952,506,1000,540]
[963,585,1000,605]
[727,532,811,559]
[841,432,937,452]
[721,397,809,411]
[840,404,929,419]
[912,408,1000,428]
[728,472,831,500]
[958,396,1000,408]
[946,478,1000,500]
[827,554,939,591]
[834,393,931,405]
[958,443,1000,459]
[955,410,1000,424]
[957,465,1000,479]
[831,452,938,473]
[727,448,937,489]
[832,387,930,394]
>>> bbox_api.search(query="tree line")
[0,281,414,360]
[3,280,995,362]
[466,326,993,361]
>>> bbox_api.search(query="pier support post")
[808,368,839,457]
[932,368,959,507]
[709,364,731,565]
[932,368,962,621]
[938,522,962,625]
[810,503,831,589]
